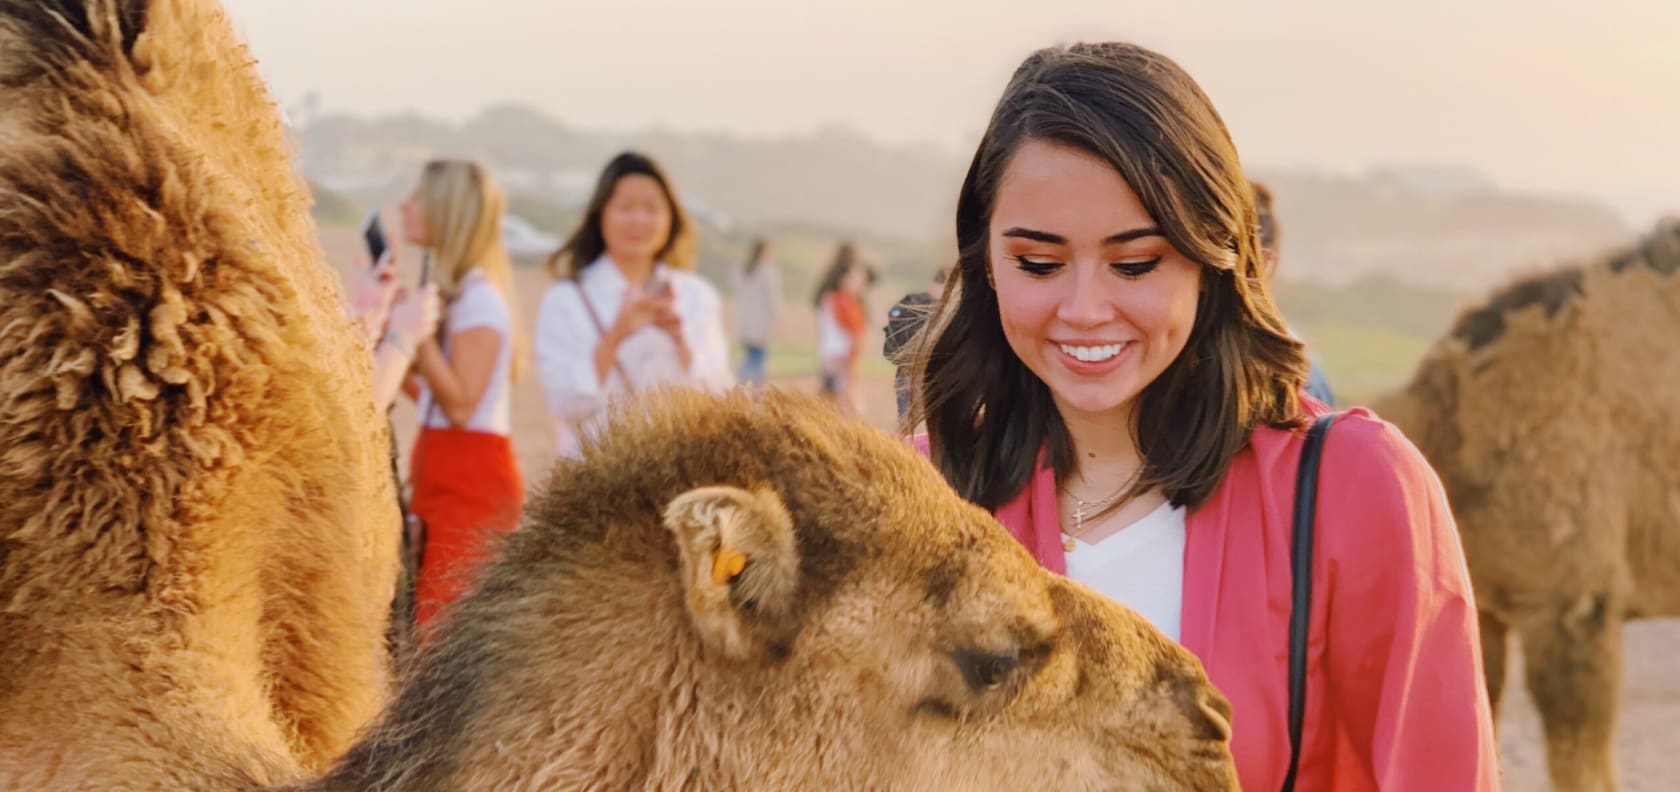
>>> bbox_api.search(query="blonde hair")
[417,159,525,380]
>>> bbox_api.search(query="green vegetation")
[1294,321,1434,406]
[1274,274,1465,340]
[756,342,897,380]
[1274,274,1465,405]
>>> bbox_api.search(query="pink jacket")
[923,406,1500,790]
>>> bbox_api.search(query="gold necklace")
[1060,469,1142,552]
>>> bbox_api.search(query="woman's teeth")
[1060,343,1125,362]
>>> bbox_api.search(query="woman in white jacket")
[534,152,732,458]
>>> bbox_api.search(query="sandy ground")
[326,228,1680,791]
[1497,622,1680,791]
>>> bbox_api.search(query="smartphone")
[361,211,389,267]
[419,250,433,287]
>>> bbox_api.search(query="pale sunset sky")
[221,0,1676,224]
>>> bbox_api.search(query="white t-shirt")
[816,296,852,362]
[533,256,734,458]
[417,269,514,436]
[1063,501,1187,643]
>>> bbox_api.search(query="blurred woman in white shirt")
[396,159,525,635]
[535,152,732,458]
[730,238,780,385]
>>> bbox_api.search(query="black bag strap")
[1282,411,1339,792]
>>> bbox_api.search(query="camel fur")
[289,387,1239,791]
[1375,220,1680,792]
[0,0,401,787]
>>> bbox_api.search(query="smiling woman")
[907,42,1499,791]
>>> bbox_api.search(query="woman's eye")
[1112,257,1162,278]
[1013,256,1060,276]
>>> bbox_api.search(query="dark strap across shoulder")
[574,280,635,389]
[1281,412,1339,792]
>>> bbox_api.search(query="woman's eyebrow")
[999,226,1163,245]
[1000,227,1064,244]
[1104,227,1163,244]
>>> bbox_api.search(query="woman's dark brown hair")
[546,151,695,279]
[811,241,858,307]
[911,42,1308,512]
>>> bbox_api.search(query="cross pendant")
[1064,505,1084,553]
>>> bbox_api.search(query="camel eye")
[950,648,1021,692]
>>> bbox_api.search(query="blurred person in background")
[1253,182,1335,406]
[730,238,780,385]
[813,242,871,413]
[536,152,732,458]
[883,264,949,423]
[395,159,526,636]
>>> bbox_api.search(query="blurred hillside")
[294,103,1633,297]
[296,104,959,242]
[1255,167,1630,290]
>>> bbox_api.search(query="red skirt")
[408,426,524,634]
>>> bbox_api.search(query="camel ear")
[663,485,800,661]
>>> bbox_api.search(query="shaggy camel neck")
[314,554,894,790]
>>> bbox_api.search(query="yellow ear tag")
[711,546,748,584]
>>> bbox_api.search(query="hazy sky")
[222,0,1676,224]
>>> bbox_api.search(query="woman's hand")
[653,306,693,371]
[347,255,400,344]
[609,286,672,339]
[594,286,680,383]
[385,284,441,355]
[652,305,684,343]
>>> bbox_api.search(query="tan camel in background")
[1376,221,1680,792]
